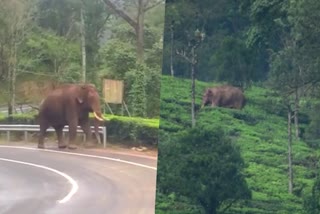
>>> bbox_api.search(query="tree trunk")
[8,33,16,116]
[0,44,4,79]
[294,88,299,139]
[12,40,16,114]
[136,0,145,63]
[191,47,196,128]
[8,61,12,116]
[170,23,174,76]
[288,107,293,194]
[80,5,86,83]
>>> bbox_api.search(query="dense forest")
[0,0,165,119]
[156,0,320,213]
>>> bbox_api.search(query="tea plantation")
[156,75,320,213]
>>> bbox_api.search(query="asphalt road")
[0,144,157,214]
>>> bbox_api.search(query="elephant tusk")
[93,112,104,121]
[201,104,204,109]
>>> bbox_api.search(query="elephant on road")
[201,85,246,110]
[37,83,106,149]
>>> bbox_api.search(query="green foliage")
[145,65,161,118]
[23,27,81,80]
[163,0,266,83]
[303,103,320,147]
[127,64,147,117]
[211,36,255,87]
[99,38,137,79]
[156,192,203,214]
[303,175,320,214]
[157,125,251,214]
[105,116,158,146]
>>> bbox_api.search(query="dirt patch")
[90,145,158,158]
[17,80,58,104]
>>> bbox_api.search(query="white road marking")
[0,157,79,204]
[0,145,157,170]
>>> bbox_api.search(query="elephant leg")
[81,122,92,141]
[79,121,95,148]
[54,125,66,149]
[38,122,49,149]
[67,120,78,150]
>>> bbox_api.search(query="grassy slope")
[159,75,318,213]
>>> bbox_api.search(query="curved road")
[0,144,157,214]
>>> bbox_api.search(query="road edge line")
[0,145,157,170]
[0,157,78,204]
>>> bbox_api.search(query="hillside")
[157,75,319,213]
[0,74,57,106]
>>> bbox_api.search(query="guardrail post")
[6,131,10,142]
[103,126,107,148]
[24,131,28,142]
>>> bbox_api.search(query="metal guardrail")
[0,124,107,148]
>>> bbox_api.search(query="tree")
[97,5,163,118]
[37,0,112,83]
[287,100,294,194]
[157,125,252,214]
[267,0,320,194]
[80,1,86,82]
[176,29,205,128]
[0,0,36,115]
[102,0,163,63]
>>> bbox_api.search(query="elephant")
[201,85,246,109]
[37,83,107,149]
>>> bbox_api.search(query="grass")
[156,75,318,213]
